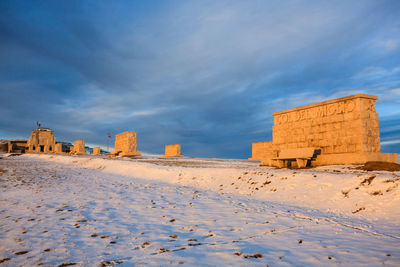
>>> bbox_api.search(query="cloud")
[1,0,400,158]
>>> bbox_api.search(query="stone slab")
[111,131,141,157]
[93,147,101,155]
[165,144,182,157]
[256,94,398,167]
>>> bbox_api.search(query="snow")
[0,153,399,266]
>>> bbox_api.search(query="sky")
[1,0,400,158]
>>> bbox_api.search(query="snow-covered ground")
[0,154,399,266]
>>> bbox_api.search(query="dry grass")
[358,161,400,172]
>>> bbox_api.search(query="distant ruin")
[54,143,63,154]
[5,140,27,153]
[110,131,141,157]
[251,94,398,167]
[27,128,56,153]
[93,147,101,155]
[165,144,183,157]
[71,140,87,155]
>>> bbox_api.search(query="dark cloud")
[1,0,400,158]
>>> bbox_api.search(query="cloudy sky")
[1,0,400,158]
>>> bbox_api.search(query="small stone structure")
[5,140,28,153]
[248,141,274,161]
[252,94,398,167]
[54,143,63,154]
[165,144,183,157]
[93,147,101,155]
[0,142,8,153]
[27,128,56,153]
[71,140,87,155]
[110,131,141,157]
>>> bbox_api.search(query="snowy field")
[0,154,399,266]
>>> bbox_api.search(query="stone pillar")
[93,147,101,155]
[165,144,182,157]
[72,140,86,155]
[111,131,141,157]
[54,143,63,154]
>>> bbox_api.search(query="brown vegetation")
[358,161,400,171]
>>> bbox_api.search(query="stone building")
[251,94,398,167]
[110,131,141,157]
[27,128,56,153]
[3,140,28,153]
[165,144,183,157]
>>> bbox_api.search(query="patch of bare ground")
[357,161,400,172]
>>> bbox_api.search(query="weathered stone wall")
[256,94,398,166]
[72,140,86,154]
[165,144,182,157]
[249,141,276,160]
[272,94,380,154]
[93,147,101,155]
[113,131,141,157]
[54,143,63,153]
[0,143,7,153]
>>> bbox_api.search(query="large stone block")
[111,131,141,157]
[249,141,276,161]
[254,94,398,167]
[71,140,86,155]
[54,143,63,154]
[165,144,182,157]
[93,147,101,155]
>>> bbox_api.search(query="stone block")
[54,143,63,154]
[93,147,101,155]
[70,140,86,155]
[165,144,183,157]
[111,131,141,157]
[257,94,397,167]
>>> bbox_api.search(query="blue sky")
[1,0,400,158]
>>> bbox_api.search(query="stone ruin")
[109,131,141,157]
[250,94,398,168]
[54,143,63,154]
[4,140,27,153]
[70,140,87,155]
[165,144,183,157]
[93,147,101,155]
[27,128,56,153]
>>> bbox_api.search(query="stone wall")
[272,94,380,154]
[249,141,275,160]
[93,147,101,155]
[72,140,86,155]
[254,94,398,166]
[0,143,7,153]
[54,143,63,154]
[165,144,182,157]
[113,131,141,157]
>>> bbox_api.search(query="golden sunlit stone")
[27,128,56,153]
[165,144,182,157]
[109,131,141,157]
[251,94,398,167]
[93,147,101,155]
[70,140,87,155]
